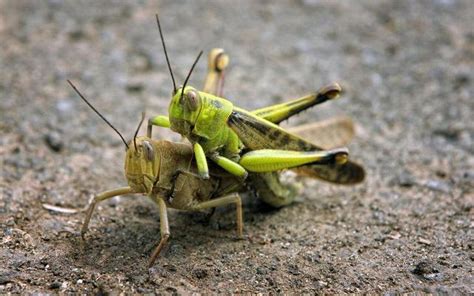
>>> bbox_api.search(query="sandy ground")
[0,0,473,294]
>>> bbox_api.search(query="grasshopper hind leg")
[203,48,229,96]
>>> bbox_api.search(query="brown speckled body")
[125,137,242,210]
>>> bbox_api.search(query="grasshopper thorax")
[124,136,160,194]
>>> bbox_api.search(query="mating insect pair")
[44,14,364,267]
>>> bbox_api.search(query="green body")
[168,86,242,159]
[151,83,363,184]
[167,84,341,161]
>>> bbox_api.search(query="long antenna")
[67,80,129,149]
[180,50,203,101]
[133,111,146,151]
[155,13,177,93]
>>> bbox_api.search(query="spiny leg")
[203,48,229,96]
[251,83,342,124]
[239,148,348,173]
[148,197,170,267]
[193,193,243,238]
[203,143,345,180]
[81,187,135,238]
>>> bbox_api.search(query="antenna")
[67,80,129,149]
[155,13,177,93]
[133,112,146,151]
[180,50,203,102]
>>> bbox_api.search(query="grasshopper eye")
[142,141,154,161]
[184,90,199,111]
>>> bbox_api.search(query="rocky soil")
[0,0,472,294]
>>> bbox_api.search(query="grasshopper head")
[168,86,202,135]
[124,136,160,194]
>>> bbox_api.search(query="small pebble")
[425,179,451,193]
[49,282,61,289]
[418,238,432,245]
[192,268,208,279]
[396,171,416,187]
[126,82,144,93]
[129,52,152,72]
[412,260,443,281]
[56,100,73,113]
[44,132,63,152]
[168,244,184,256]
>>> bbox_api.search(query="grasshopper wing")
[288,116,355,150]
[228,108,364,184]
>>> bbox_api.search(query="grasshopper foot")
[148,233,170,267]
[80,229,87,240]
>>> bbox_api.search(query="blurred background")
[0,0,472,294]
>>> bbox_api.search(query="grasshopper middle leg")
[193,193,243,238]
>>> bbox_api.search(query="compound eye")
[185,90,199,111]
[142,141,154,161]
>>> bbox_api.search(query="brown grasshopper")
[44,49,363,267]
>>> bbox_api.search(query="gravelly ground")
[0,0,473,294]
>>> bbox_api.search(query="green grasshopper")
[46,57,351,266]
[148,14,364,184]
[198,49,364,207]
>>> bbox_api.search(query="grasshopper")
[147,14,364,185]
[45,50,353,266]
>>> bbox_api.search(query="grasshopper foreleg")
[81,187,135,238]
[147,115,170,138]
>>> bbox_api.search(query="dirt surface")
[1,0,473,294]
